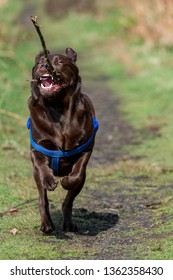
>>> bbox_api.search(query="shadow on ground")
[50,208,119,239]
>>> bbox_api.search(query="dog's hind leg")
[62,173,86,232]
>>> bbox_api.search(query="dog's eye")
[44,63,49,68]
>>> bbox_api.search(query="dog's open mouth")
[38,73,65,94]
[40,74,54,89]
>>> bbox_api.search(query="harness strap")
[27,117,98,176]
[51,157,60,176]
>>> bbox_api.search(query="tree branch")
[30,16,59,84]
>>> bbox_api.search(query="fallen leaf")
[9,228,19,235]
[9,208,18,215]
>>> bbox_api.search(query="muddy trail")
[87,83,135,167]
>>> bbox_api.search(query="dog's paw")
[60,176,76,190]
[62,220,78,232]
[40,220,55,234]
[43,175,58,191]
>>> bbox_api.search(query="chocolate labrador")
[27,48,98,233]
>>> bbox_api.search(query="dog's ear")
[35,50,50,63]
[66,48,77,64]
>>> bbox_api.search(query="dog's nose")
[44,63,49,68]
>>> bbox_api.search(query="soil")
[86,83,135,167]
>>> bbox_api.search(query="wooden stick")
[30,16,59,84]
[26,79,38,82]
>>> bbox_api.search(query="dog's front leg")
[61,150,92,190]
[31,151,58,233]
[34,173,55,233]
[31,150,58,191]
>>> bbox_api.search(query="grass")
[112,46,173,168]
[1,0,173,259]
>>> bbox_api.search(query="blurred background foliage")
[2,0,173,47]
[120,0,173,46]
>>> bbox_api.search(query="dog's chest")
[44,104,85,150]
[53,120,83,150]
[32,100,86,151]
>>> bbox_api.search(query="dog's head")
[31,48,81,99]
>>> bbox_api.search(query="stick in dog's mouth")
[30,16,61,86]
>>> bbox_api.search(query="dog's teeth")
[41,74,53,80]
[41,83,53,89]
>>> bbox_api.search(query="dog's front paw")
[60,176,77,190]
[43,175,58,191]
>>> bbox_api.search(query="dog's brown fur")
[28,48,96,233]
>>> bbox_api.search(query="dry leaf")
[9,228,19,235]
[9,208,18,215]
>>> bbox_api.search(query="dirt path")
[86,83,134,167]
[73,87,136,259]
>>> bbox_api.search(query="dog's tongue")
[41,76,53,87]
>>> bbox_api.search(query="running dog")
[27,48,98,233]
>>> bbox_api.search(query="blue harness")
[27,117,98,176]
